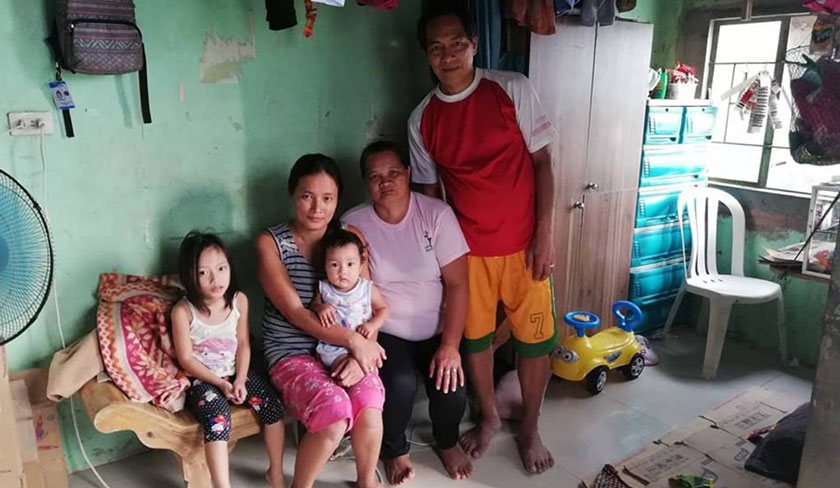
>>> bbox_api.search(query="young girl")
[312,229,389,368]
[171,231,286,488]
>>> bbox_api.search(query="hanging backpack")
[50,0,151,137]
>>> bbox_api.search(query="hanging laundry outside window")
[803,0,840,14]
[721,71,785,135]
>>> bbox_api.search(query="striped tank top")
[262,223,324,367]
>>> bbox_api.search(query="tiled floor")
[70,331,814,488]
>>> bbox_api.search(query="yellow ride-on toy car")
[551,300,645,395]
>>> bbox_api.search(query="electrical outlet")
[8,112,55,136]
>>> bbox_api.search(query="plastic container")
[666,82,698,100]
[651,70,668,99]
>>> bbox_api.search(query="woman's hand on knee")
[348,334,386,374]
[331,356,365,387]
[429,345,465,394]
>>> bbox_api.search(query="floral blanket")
[96,273,189,412]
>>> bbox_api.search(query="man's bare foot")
[459,418,501,459]
[383,455,415,486]
[434,446,473,480]
[515,430,554,474]
[265,467,286,488]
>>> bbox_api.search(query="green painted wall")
[711,218,825,367]
[1,0,427,471]
[623,0,687,68]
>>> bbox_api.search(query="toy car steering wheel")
[612,301,643,332]
[564,311,601,337]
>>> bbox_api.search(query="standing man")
[408,6,558,475]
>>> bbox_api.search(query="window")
[705,14,839,193]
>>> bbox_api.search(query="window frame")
[703,13,814,191]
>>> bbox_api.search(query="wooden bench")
[80,379,287,488]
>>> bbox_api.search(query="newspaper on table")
[761,242,805,264]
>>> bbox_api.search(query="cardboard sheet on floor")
[599,387,798,488]
[700,388,798,439]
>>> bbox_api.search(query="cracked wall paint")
[199,11,256,84]
[714,217,825,367]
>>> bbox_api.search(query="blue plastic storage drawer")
[681,106,718,143]
[630,224,691,268]
[632,294,677,334]
[629,262,685,301]
[644,107,684,145]
[635,188,687,227]
[639,146,706,187]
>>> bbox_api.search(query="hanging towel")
[580,0,616,26]
[507,0,556,35]
[46,330,104,402]
[265,0,297,30]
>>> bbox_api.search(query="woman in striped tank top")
[256,154,387,488]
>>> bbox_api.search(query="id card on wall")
[49,81,75,110]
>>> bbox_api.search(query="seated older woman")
[344,141,472,484]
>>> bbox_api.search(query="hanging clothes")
[804,0,840,14]
[616,0,636,12]
[554,0,580,15]
[580,0,616,27]
[265,0,297,31]
[356,0,398,10]
[506,0,556,36]
[471,0,503,69]
[303,0,317,38]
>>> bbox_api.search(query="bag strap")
[139,44,151,124]
[47,24,75,137]
[61,106,75,138]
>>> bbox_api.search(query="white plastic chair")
[663,187,788,379]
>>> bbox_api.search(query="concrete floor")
[70,331,814,488]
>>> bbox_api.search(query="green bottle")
[652,70,668,99]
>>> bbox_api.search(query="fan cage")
[0,168,53,346]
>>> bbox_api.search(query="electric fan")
[0,167,53,346]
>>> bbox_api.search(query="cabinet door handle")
[572,201,585,210]
[585,182,599,190]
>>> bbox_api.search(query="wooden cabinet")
[529,18,653,338]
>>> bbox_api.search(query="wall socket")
[7,112,55,136]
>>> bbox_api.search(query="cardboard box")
[1,347,8,380]
[7,370,47,407]
[7,369,68,488]
[0,475,26,488]
[10,381,38,465]
[0,353,24,483]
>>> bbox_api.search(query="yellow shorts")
[464,251,557,358]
